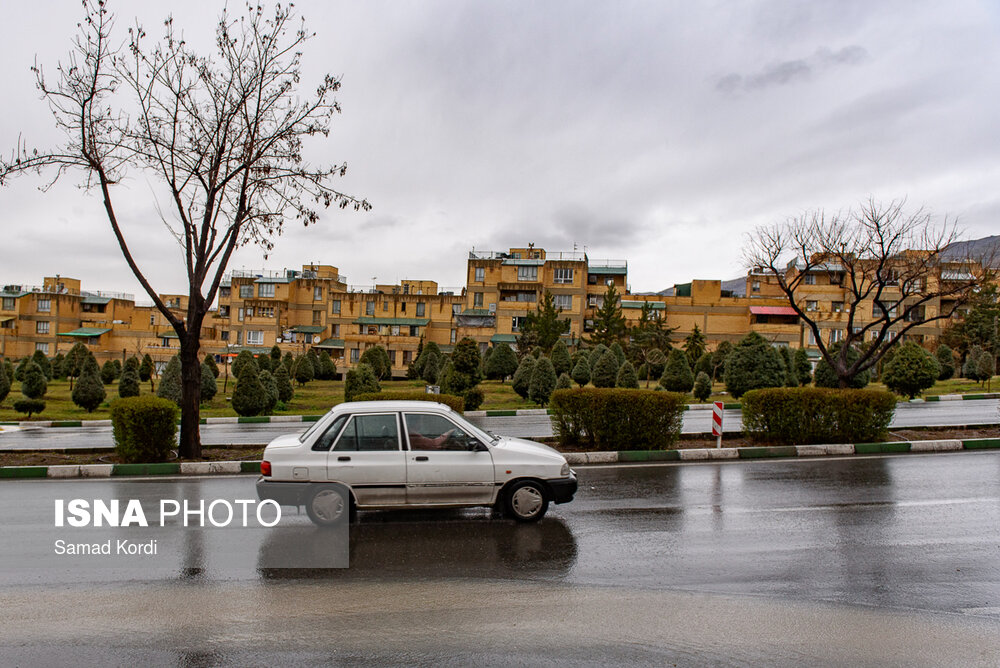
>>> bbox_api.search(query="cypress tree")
[610,342,626,368]
[935,344,955,381]
[319,350,337,379]
[232,350,257,378]
[528,356,557,406]
[485,343,519,382]
[660,349,694,392]
[31,350,53,380]
[0,359,10,405]
[156,356,184,405]
[282,352,294,374]
[232,363,266,417]
[270,344,282,364]
[294,354,315,386]
[723,332,787,398]
[256,353,272,374]
[307,350,322,378]
[52,352,66,380]
[693,371,713,402]
[615,360,639,389]
[14,357,29,382]
[360,346,392,380]
[448,338,483,395]
[200,360,218,402]
[571,356,591,387]
[101,360,118,385]
[259,369,278,413]
[275,363,294,403]
[421,352,441,384]
[512,355,536,399]
[21,361,48,399]
[694,352,713,379]
[202,354,220,378]
[591,351,620,388]
[118,363,141,398]
[556,372,573,390]
[550,340,572,376]
[778,346,798,387]
[112,359,122,378]
[3,359,14,385]
[794,347,812,386]
[72,355,106,412]
[344,362,381,402]
[882,341,940,399]
[139,354,154,382]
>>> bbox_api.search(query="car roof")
[333,400,456,415]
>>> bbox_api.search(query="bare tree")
[0,2,369,457]
[744,199,995,388]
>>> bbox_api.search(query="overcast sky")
[2,1,998,300]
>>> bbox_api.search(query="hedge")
[110,396,179,463]
[741,387,896,445]
[549,388,686,451]
[352,391,465,412]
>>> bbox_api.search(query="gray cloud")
[716,45,868,93]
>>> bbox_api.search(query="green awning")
[0,291,27,299]
[161,332,179,339]
[355,317,430,326]
[57,327,112,337]
[588,265,627,275]
[621,300,665,309]
[491,333,518,343]
[291,325,326,334]
[315,338,345,349]
[81,295,111,305]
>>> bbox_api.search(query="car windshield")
[298,413,333,443]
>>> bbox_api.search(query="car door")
[402,412,495,505]
[326,412,407,507]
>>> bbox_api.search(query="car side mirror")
[467,439,488,452]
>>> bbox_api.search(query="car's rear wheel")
[306,485,350,527]
[504,480,549,522]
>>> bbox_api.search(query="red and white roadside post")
[712,401,724,448]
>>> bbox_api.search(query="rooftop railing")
[469,250,587,262]
[587,260,628,269]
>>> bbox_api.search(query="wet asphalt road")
[1,451,998,666]
[1,398,997,450]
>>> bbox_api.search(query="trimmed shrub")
[256,354,272,374]
[881,342,940,399]
[447,337,483,395]
[550,340,572,376]
[963,345,995,384]
[52,353,66,380]
[156,356,183,405]
[570,357,591,387]
[935,344,955,381]
[307,350,322,378]
[294,354,315,386]
[777,346,798,387]
[529,356,558,406]
[353,391,465,412]
[232,363,267,417]
[124,356,140,373]
[793,347,812,386]
[118,364,141,398]
[73,355,106,412]
[693,371,712,402]
[610,342,626,367]
[259,370,278,413]
[615,361,639,389]
[3,359,14,385]
[200,360,218,402]
[421,353,441,384]
[319,350,337,380]
[270,345,282,364]
[660,349,694,393]
[14,357,29,382]
[110,396,179,463]
[203,354,220,378]
[463,387,485,411]
[550,388,686,451]
[556,372,573,390]
[275,363,294,403]
[360,345,392,380]
[694,352,713,379]
[741,387,896,445]
[814,342,870,389]
[723,332,786,398]
[101,360,118,385]
[485,342,519,381]
[232,350,257,379]
[139,354,154,383]
[21,362,48,399]
[13,398,45,418]
[345,362,381,402]
[512,356,536,399]
[112,359,122,378]
[590,351,619,388]
[31,350,53,380]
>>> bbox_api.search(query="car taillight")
[261,460,271,476]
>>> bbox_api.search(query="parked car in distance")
[256,400,577,525]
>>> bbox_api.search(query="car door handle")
[414,456,429,462]
[337,456,351,462]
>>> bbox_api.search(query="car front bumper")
[547,472,578,504]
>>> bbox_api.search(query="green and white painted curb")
[2,438,998,479]
[918,393,999,402]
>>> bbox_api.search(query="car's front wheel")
[305,485,351,527]
[504,480,549,522]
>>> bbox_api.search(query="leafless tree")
[0,1,369,457]
[744,199,995,388]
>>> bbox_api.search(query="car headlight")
[560,462,570,477]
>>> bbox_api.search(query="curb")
[3,439,997,479]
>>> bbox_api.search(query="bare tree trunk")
[179,333,202,459]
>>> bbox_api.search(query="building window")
[473,292,483,307]
[474,267,485,282]
[221,330,230,341]
[36,321,50,334]
[409,325,419,337]
[553,268,574,284]
[383,300,389,312]
[805,300,818,312]
[162,337,172,347]
[239,285,254,299]
[1,297,14,310]
[807,330,817,345]
[451,329,457,343]
[35,342,49,354]
[150,314,155,325]
[387,349,396,366]
[830,330,844,344]
[387,325,398,336]
[37,298,51,313]
[366,301,375,316]
[350,348,360,363]
[304,334,314,344]
[400,302,407,313]
[313,310,322,325]
[258,283,275,298]
[220,287,231,298]
[803,274,816,285]
[874,302,898,319]
[512,316,526,332]
[832,301,844,313]
[403,350,413,365]
[238,308,245,322]
[452,304,461,315]
[416,302,425,317]
[247,331,264,346]
[331,300,341,314]
[256,306,274,318]
[553,294,572,310]
[751,281,760,293]
[517,266,538,281]
[314,286,323,301]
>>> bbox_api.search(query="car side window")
[404,413,471,451]
[335,414,399,452]
[312,415,348,451]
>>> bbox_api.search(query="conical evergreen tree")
[232,363,266,417]
[118,363,141,398]
[528,357,557,406]
[200,359,218,402]
[571,356,591,387]
[615,360,639,389]
[156,356,184,405]
[274,363,294,403]
[72,354,106,412]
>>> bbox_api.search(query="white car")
[256,400,577,525]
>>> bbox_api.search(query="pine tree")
[528,356,557,406]
[200,359,218,402]
[21,361,48,399]
[232,350,257,378]
[259,369,278,413]
[517,291,570,354]
[793,347,812,386]
[319,350,337,379]
[723,332,787,398]
[0,359,10,405]
[935,344,955,381]
[615,360,639,389]
[963,345,995,385]
[202,354,220,378]
[660,349,694,392]
[118,363,141,398]
[556,372,573,390]
[294,354,315,386]
[550,340,572,376]
[156,356,184,405]
[588,283,627,345]
[882,341,940,399]
[344,362,381,402]
[275,363,294,403]
[232,363,266,416]
[683,324,707,366]
[31,350,53,380]
[512,356,536,399]
[571,356,591,387]
[591,350,620,388]
[72,355,106,412]
[693,371,713,402]
[100,360,118,385]
[485,343,519,382]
